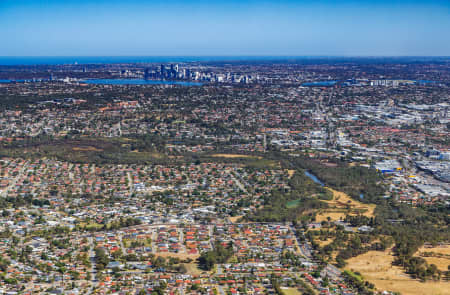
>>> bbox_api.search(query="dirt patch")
[345,249,450,295]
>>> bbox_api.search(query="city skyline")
[1,0,450,57]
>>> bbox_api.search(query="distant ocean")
[0,56,447,66]
[0,56,305,66]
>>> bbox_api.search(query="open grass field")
[229,215,243,223]
[417,245,450,271]
[323,187,375,217]
[286,169,296,178]
[205,154,279,169]
[72,146,104,152]
[315,210,347,222]
[210,153,261,159]
[78,222,103,230]
[316,238,334,247]
[418,244,450,256]
[281,287,302,295]
[154,252,200,260]
[421,256,450,271]
[183,262,204,275]
[122,238,151,248]
[345,249,450,295]
[286,199,301,209]
[314,188,375,222]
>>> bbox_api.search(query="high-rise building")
[144,68,150,80]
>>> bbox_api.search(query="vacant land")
[228,215,243,223]
[286,169,296,178]
[204,154,279,169]
[417,245,450,271]
[183,262,204,275]
[154,252,200,260]
[316,238,334,247]
[281,287,302,295]
[72,146,104,152]
[324,188,375,217]
[210,153,261,159]
[315,188,375,222]
[418,244,450,256]
[286,199,301,209]
[345,249,450,295]
[315,210,347,222]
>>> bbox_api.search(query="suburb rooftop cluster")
[0,57,448,295]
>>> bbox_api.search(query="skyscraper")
[144,68,150,80]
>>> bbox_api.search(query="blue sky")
[1,0,449,56]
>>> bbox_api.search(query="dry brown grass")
[229,216,243,223]
[316,238,334,247]
[345,249,450,295]
[183,263,204,275]
[154,252,200,260]
[314,188,375,223]
[286,169,296,178]
[281,287,302,295]
[324,188,375,218]
[421,256,450,271]
[418,245,450,256]
[72,146,103,152]
[417,245,450,271]
[210,153,261,159]
[315,211,347,222]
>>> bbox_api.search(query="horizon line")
[1,55,450,58]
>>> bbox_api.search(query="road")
[217,285,226,295]
[127,171,133,193]
[290,223,343,283]
[216,264,223,275]
[118,233,126,256]
[86,236,97,294]
[230,172,247,194]
[322,264,342,281]
[290,225,313,260]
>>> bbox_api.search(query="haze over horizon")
[1,0,450,57]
